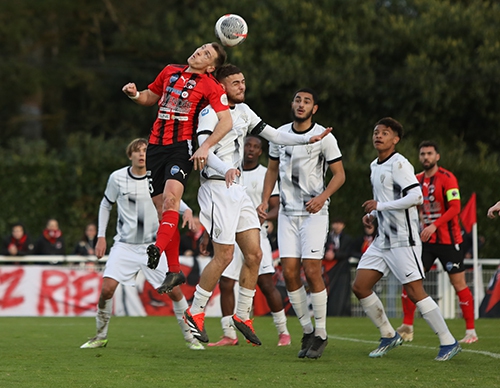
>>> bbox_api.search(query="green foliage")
[1,0,500,255]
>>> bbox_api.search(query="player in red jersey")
[122,43,232,293]
[396,140,478,344]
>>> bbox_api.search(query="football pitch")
[2,316,499,388]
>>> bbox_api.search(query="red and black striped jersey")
[147,64,228,146]
[417,167,463,245]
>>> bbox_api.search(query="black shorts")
[422,242,465,274]
[146,141,193,197]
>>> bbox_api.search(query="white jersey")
[197,103,262,181]
[102,166,158,244]
[241,164,279,235]
[370,152,421,249]
[269,123,342,216]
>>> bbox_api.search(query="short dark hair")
[419,140,439,153]
[293,87,319,105]
[126,138,148,158]
[215,64,242,82]
[211,42,227,70]
[375,117,403,139]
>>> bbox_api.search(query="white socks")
[359,292,395,338]
[235,287,255,321]
[288,286,314,334]
[271,309,289,335]
[190,284,213,315]
[416,296,455,345]
[96,298,112,339]
[310,289,327,340]
[221,315,237,339]
[172,296,193,342]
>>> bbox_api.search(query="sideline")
[328,334,500,359]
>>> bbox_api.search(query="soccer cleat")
[369,332,403,358]
[80,337,108,349]
[458,333,478,344]
[207,336,239,347]
[435,341,461,361]
[396,324,414,342]
[298,331,315,358]
[277,333,291,347]
[184,308,209,343]
[146,244,161,269]
[156,271,186,294]
[305,336,328,359]
[231,315,261,346]
[187,339,205,350]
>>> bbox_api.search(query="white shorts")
[222,229,275,281]
[103,241,167,288]
[357,243,425,284]
[277,212,329,259]
[198,180,260,245]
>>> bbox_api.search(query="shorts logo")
[169,74,180,83]
[213,227,222,239]
[446,262,460,272]
[170,165,188,179]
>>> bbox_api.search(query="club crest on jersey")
[201,107,210,116]
[169,74,180,83]
[181,91,189,99]
[186,80,196,89]
[428,184,435,194]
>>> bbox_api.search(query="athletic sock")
[155,210,179,261]
[359,292,395,338]
[401,287,417,325]
[416,296,455,345]
[190,284,213,315]
[288,286,314,334]
[457,287,475,330]
[235,287,255,322]
[271,309,289,335]
[221,315,237,339]
[172,296,192,342]
[310,289,328,340]
[96,298,112,339]
[163,227,181,273]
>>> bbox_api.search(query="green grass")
[1,316,499,388]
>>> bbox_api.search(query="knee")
[100,285,115,301]
[351,280,366,299]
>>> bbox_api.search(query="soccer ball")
[214,14,248,47]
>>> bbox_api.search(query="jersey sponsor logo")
[201,107,210,116]
[171,115,189,121]
[161,95,192,114]
[158,113,170,120]
[380,174,386,184]
[181,91,189,99]
[166,86,183,95]
[169,74,180,83]
[220,93,228,106]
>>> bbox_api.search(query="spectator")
[34,218,65,255]
[1,223,34,256]
[352,223,377,259]
[324,217,354,262]
[73,223,98,256]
